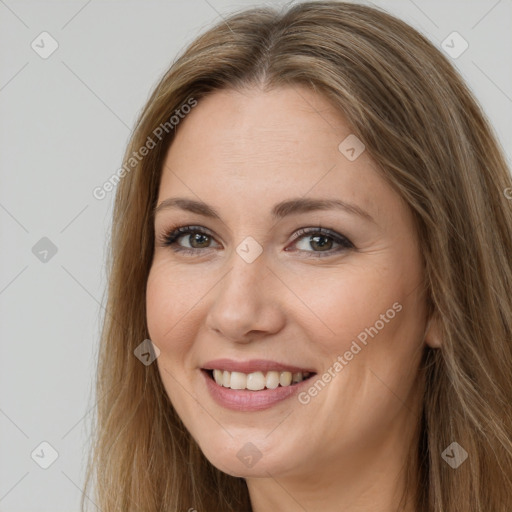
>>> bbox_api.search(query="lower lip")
[201,370,314,412]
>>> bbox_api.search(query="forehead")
[164,86,349,174]
[157,86,400,226]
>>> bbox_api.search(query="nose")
[205,251,286,344]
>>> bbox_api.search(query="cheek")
[293,253,425,375]
[145,264,204,414]
[145,261,203,356]
[293,263,425,445]
[293,263,405,350]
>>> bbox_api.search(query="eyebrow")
[153,197,375,223]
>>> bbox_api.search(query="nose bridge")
[218,229,270,291]
[218,245,269,307]
[206,244,284,341]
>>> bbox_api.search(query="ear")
[424,313,442,348]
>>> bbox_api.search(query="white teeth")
[266,371,280,389]
[213,369,223,385]
[246,371,266,391]
[229,371,247,390]
[209,369,312,390]
[279,371,292,386]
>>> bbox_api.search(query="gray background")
[0,0,510,510]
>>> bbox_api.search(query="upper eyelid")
[165,225,341,241]
[162,225,353,250]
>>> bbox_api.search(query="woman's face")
[146,86,428,480]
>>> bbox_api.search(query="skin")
[146,86,439,512]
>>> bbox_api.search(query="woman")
[83,2,512,511]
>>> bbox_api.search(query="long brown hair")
[82,2,512,510]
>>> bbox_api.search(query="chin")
[192,427,305,479]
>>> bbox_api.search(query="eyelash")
[156,224,355,258]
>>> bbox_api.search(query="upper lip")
[201,358,316,374]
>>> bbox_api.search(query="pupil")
[191,233,209,248]
[311,235,332,251]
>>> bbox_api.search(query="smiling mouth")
[203,369,316,391]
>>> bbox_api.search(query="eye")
[286,227,354,257]
[156,225,355,257]
[157,225,219,255]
